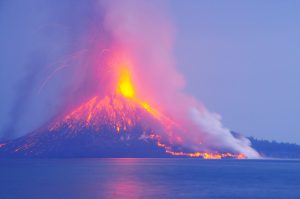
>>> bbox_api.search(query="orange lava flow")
[49,95,139,132]
[149,134,245,159]
[165,149,246,159]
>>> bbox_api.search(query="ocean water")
[0,159,299,199]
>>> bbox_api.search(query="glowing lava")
[117,66,135,98]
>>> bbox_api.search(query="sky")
[0,0,300,143]
[170,1,300,143]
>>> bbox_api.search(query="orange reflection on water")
[97,158,163,199]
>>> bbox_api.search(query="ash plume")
[2,55,44,140]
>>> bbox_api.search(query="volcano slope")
[0,95,172,158]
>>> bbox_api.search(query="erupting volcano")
[0,0,260,159]
[0,62,248,159]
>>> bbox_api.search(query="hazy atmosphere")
[1,0,300,143]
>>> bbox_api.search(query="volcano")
[0,64,246,159]
[0,93,244,159]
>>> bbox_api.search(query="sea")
[0,158,299,199]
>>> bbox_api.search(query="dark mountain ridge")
[249,137,300,159]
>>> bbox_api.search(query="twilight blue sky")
[0,0,300,143]
[170,1,300,143]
